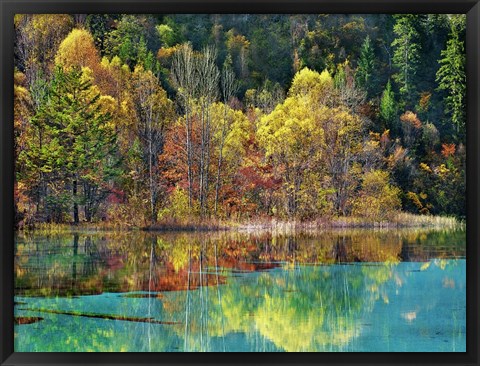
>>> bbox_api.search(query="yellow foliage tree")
[15,14,73,85]
[258,95,324,217]
[352,170,402,221]
[55,28,101,73]
[288,67,334,103]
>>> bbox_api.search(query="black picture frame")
[1,0,479,365]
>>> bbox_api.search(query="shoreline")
[17,213,464,233]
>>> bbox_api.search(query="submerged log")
[17,308,180,325]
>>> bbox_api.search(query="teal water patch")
[15,259,465,352]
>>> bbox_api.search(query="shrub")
[352,170,401,222]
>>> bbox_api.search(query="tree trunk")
[83,183,91,222]
[149,123,156,224]
[199,101,206,214]
[214,118,227,215]
[203,103,212,216]
[186,105,193,209]
[73,179,79,224]
[85,208,92,223]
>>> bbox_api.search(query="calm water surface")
[14,229,466,352]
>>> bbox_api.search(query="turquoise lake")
[14,229,466,352]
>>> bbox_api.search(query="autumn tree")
[14,70,33,224]
[289,67,334,103]
[410,144,465,217]
[352,170,401,221]
[14,70,33,162]
[132,65,174,223]
[55,29,101,74]
[259,68,364,217]
[14,14,73,87]
[170,43,198,209]
[211,102,250,217]
[318,107,364,215]
[258,94,324,217]
[293,68,364,216]
[400,111,422,148]
[215,59,239,214]
[13,14,468,225]
[226,29,250,80]
[197,45,220,215]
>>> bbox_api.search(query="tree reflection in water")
[14,228,465,352]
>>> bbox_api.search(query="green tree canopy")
[436,15,466,138]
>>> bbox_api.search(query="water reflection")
[15,229,465,297]
[14,229,466,352]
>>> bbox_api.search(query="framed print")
[1,0,479,365]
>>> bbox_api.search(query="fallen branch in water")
[17,308,180,325]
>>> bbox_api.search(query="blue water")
[15,259,465,352]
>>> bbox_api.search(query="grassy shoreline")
[19,213,464,233]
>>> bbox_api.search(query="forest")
[13,13,466,229]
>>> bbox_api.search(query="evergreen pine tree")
[380,79,398,134]
[22,67,119,223]
[356,35,375,96]
[436,15,466,137]
[392,15,422,107]
[137,36,148,67]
